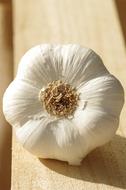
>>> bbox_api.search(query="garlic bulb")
[3,44,124,165]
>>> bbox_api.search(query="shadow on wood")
[39,135,126,189]
[0,0,13,190]
[115,0,126,46]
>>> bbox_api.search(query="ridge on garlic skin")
[3,44,124,165]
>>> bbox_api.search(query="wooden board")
[0,1,13,189]
[12,0,126,189]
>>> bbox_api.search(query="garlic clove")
[16,44,63,88]
[3,79,44,128]
[78,74,124,117]
[16,116,89,163]
[61,44,109,88]
[72,107,119,152]
[16,117,52,153]
[17,44,109,90]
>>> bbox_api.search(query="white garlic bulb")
[3,44,124,165]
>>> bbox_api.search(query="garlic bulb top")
[3,44,124,165]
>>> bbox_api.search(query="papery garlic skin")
[3,44,124,165]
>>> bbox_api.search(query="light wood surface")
[0,0,13,189]
[12,0,126,189]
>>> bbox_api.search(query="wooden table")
[12,0,126,189]
[0,1,12,189]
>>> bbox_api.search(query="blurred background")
[0,0,126,189]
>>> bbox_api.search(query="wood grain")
[0,0,13,189]
[12,0,126,189]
